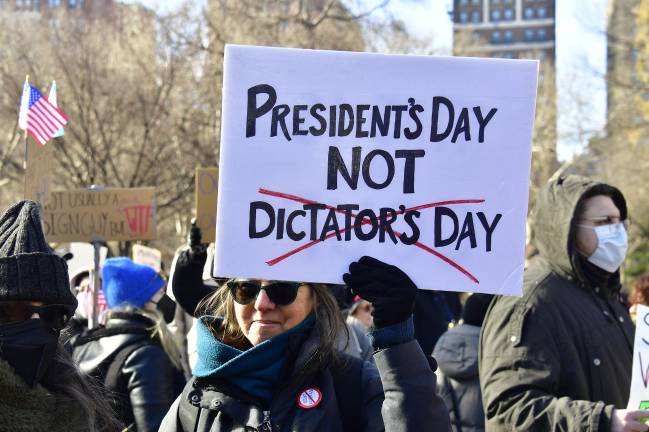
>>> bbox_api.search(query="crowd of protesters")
[1,173,649,431]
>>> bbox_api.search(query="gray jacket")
[434,324,484,432]
[159,325,451,431]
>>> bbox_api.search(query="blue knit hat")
[102,257,165,309]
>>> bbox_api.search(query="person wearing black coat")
[73,257,186,432]
[434,293,493,432]
[161,255,452,431]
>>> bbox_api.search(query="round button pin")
[298,388,322,409]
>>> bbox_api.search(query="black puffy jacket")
[72,311,185,432]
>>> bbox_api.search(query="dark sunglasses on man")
[227,280,302,306]
[0,302,75,333]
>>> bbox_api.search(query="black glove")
[172,222,211,316]
[343,256,417,329]
[187,220,207,262]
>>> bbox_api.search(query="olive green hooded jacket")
[479,174,635,432]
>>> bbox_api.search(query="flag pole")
[22,75,29,170]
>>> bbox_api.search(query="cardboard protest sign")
[214,45,538,294]
[24,139,54,205]
[195,167,219,243]
[42,188,156,242]
[628,304,649,410]
[132,244,162,272]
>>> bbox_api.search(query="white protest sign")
[214,45,538,295]
[65,242,108,281]
[628,304,649,410]
[132,244,162,272]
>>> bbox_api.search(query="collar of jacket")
[0,359,86,432]
[73,310,153,346]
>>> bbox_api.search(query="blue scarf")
[193,313,316,405]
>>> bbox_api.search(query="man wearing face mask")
[480,174,646,432]
[72,257,187,432]
[0,200,121,431]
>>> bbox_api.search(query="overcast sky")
[127,0,607,161]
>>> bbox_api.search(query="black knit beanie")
[462,293,494,327]
[0,200,77,308]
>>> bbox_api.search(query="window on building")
[504,51,515,59]
[472,31,482,41]
[524,29,534,41]
[471,10,481,23]
[504,8,513,20]
[504,30,514,43]
[460,0,468,5]
[459,11,468,23]
[69,0,77,8]
[48,0,60,7]
[471,0,480,4]
[491,31,501,44]
[537,28,547,41]
[504,0,513,3]
[491,9,501,21]
[492,0,500,3]
[537,6,546,18]
[524,7,534,19]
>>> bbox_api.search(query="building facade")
[452,0,558,189]
[452,0,555,61]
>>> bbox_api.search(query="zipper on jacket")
[260,410,273,432]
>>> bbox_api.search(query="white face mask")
[579,223,628,273]
[76,290,90,320]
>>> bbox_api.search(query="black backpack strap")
[105,342,149,391]
[331,356,364,432]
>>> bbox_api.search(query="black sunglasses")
[227,281,301,306]
[0,302,75,333]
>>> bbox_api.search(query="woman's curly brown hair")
[630,273,649,306]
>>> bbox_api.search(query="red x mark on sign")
[258,188,484,284]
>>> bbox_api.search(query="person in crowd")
[73,257,187,432]
[160,255,451,431]
[480,174,647,432]
[434,293,493,432]
[629,272,649,322]
[346,295,374,331]
[0,200,120,431]
[413,290,461,357]
[65,267,99,348]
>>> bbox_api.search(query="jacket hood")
[531,174,626,279]
[433,324,480,380]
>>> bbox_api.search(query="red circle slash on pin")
[297,388,322,409]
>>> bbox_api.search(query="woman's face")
[234,280,314,346]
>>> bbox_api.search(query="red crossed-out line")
[258,188,484,284]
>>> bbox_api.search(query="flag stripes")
[24,86,68,145]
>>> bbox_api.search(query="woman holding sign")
[160,256,450,431]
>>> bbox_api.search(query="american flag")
[24,85,68,145]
